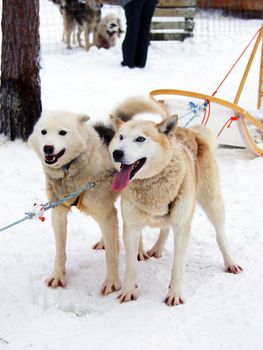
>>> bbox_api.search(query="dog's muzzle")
[43,145,66,165]
[113,149,124,162]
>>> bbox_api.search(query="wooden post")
[234,26,263,105]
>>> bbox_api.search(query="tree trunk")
[0,0,41,141]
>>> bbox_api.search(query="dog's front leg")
[65,28,72,49]
[94,206,121,295]
[164,223,191,306]
[72,25,76,45]
[46,205,69,288]
[118,221,142,303]
[84,31,90,51]
[91,26,97,47]
[83,25,90,51]
[77,26,83,48]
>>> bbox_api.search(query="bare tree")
[0,0,41,141]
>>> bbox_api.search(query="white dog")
[109,97,243,306]
[28,111,121,294]
[95,13,124,49]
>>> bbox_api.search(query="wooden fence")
[196,0,263,11]
[151,0,196,41]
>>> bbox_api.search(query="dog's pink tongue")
[112,164,133,192]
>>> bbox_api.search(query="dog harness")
[59,160,83,209]
[69,192,83,209]
[59,161,116,210]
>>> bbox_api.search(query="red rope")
[217,116,239,138]
[212,27,261,97]
[203,101,211,127]
[202,28,260,136]
[201,105,207,125]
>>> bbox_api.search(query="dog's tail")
[190,125,217,152]
[112,96,168,122]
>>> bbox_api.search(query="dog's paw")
[163,291,184,307]
[225,263,243,274]
[45,275,67,288]
[92,240,105,250]
[137,249,150,261]
[101,279,121,295]
[146,247,163,259]
[117,289,138,303]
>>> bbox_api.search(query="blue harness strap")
[0,181,96,233]
[179,101,208,127]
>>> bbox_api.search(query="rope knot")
[27,204,46,222]
[227,116,239,127]
[217,115,239,138]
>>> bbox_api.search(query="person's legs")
[135,0,157,67]
[122,0,144,68]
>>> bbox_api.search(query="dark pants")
[122,0,158,68]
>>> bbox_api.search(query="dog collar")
[62,159,75,176]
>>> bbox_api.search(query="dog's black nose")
[113,149,124,162]
[43,145,54,155]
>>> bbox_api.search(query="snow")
[1,1,263,349]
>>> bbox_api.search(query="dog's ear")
[157,115,178,137]
[77,114,90,124]
[109,114,123,130]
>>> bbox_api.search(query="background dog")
[95,13,124,49]
[61,0,103,50]
[49,0,76,45]
[109,97,243,306]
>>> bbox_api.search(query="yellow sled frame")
[150,26,263,157]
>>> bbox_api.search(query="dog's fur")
[49,0,77,45]
[61,0,103,50]
[109,97,243,306]
[95,13,124,49]
[94,97,168,258]
[28,111,121,295]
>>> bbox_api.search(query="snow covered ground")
[0,1,263,349]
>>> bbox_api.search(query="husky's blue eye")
[59,130,67,136]
[119,134,123,140]
[41,129,47,135]
[135,136,145,142]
